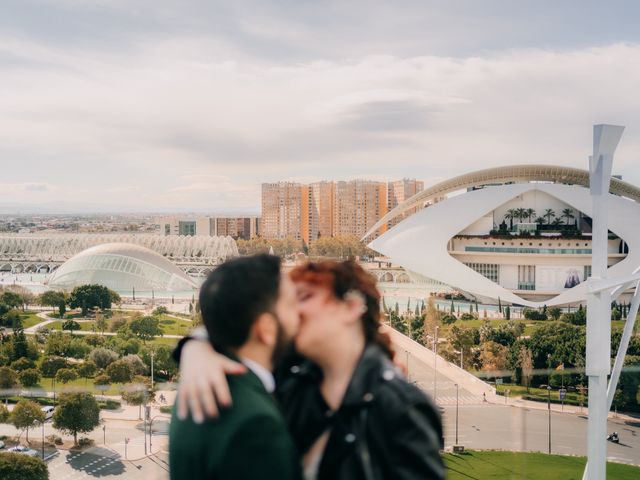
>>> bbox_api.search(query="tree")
[543,208,556,225]
[121,354,146,376]
[480,341,509,373]
[1,291,24,309]
[548,307,562,321]
[11,399,45,442]
[505,305,511,320]
[423,297,440,345]
[11,357,36,372]
[525,208,536,223]
[152,306,168,316]
[106,359,133,384]
[40,290,67,317]
[89,348,119,369]
[561,208,575,225]
[0,452,48,480]
[94,312,108,335]
[519,346,534,393]
[77,361,97,385]
[53,392,100,445]
[19,368,41,388]
[55,368,78,385]
[62,319,81,334]
[504,209,516,230]
[40,356,67,378]
[68,284,118,316]
[129,316,162,344]
[0,403,9,422]
[11,326,29,361]
[0,366,19,403]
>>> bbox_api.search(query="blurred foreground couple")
[170,254,444,480]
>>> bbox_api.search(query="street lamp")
[433,326,439,402]
[102,425,106,445]
[547,385,552,455]
[454,383,459,445]
[149,414,169,454]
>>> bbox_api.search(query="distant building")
[157,216,260,240]
[261,179,424,243]
[261,182,302,240]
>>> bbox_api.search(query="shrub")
[459,313,476,321]
[441,314,457,325]
[152,306,168,316]
[0,452,48,480]
[19,368,41,387]
[523,308,548,321]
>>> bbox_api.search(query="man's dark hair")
[199,254,281,352]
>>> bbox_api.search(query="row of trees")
[385,299,640,411]
[503,207,576,229]
[0,391,101,446]
[236,235,375,259]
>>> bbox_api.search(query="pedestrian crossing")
[434,394,482,406]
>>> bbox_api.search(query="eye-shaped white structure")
[47,243,198,293]
[368,166,640,307]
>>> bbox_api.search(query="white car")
[41,405,55,420]
[8,445,39,457]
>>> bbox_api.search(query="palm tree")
[504,209,516,230]
[516,208,527,224]
[551,218,563,227]
[561,208,575,225]
[543,208,555,225]
[535,216,546,226]
[526,208,536,223]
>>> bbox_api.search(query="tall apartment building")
[261,182,302,240]
[158,216,260,239]
[387,178,425,228]
[262,179,423,243]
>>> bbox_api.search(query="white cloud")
[2,27,640,210]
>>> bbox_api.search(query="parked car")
[41,405,55,420]
[8,445,39,457]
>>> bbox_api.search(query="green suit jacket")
[170,367,301,480]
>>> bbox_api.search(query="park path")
[23,312,183,338]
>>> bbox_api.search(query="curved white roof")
[364,164,640,240]
[0,233,238,265]
[47,243,198,293]
[369,183,640,307]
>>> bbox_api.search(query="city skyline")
[2,1,640,213]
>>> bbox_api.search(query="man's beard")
[271,321,295,367]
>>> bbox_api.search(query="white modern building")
[367,165,640,307]
[47,243,198,293]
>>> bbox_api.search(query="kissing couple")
[170,254,444,480]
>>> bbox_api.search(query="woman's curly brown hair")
[289,259,392,358]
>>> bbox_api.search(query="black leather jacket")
[276,345,445,480]
[174,340,444,480]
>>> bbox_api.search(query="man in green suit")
[170,254,301,479]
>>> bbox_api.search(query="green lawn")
[444,451,640,479]
[496,384,585,404]
[47,320,98,332]
[21,312,46,328]
[157,315,193,336]
[37,377,130,396]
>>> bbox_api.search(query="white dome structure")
[47,243,198,293]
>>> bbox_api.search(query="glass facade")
[518,265,536,290]
[464,263,499,283]
[465,246,592,254]
[48,249,197,293]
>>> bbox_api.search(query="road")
[441,403,640,465]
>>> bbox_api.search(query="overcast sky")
[2,0,640,213]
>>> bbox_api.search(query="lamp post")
[547,385,552,455]
[102,424,106,445]
[454,383,459,445]
[39,419,45,460]
[433,326,439,402]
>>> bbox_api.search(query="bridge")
[0,233,239,275]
